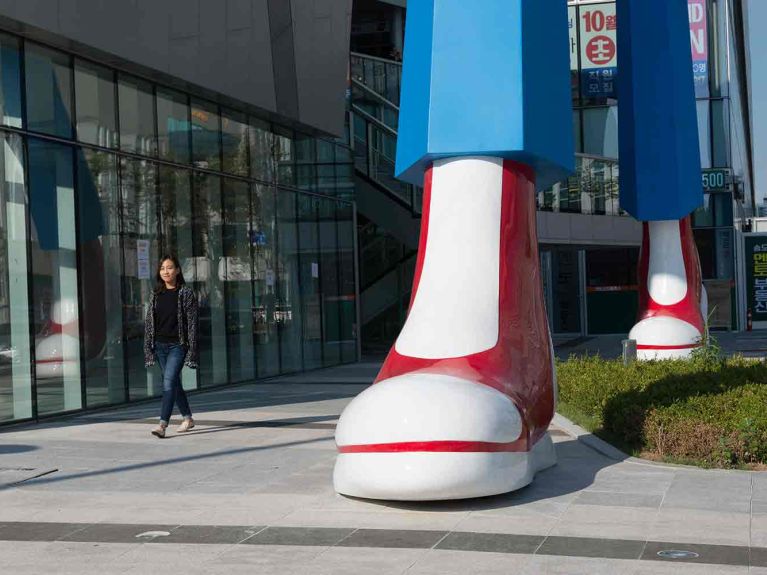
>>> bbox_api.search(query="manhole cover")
[657,549,699,560]
[135,531,170,539]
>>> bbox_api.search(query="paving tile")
[548,504,656,541]
[537,535,645,560]
[406,548,533,574]
[0,521,91,541]
[435,531,543,554]
[526,554,638,575]
[752,546,767,568]
[306,546,428,575]
[59,523,180,543]
[641,540,749,567]
[574,490,663,508]
[651,508,751,546]
[244,526,354,546]
[150,524,263,544]
[336,528,447,549]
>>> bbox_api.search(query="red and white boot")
[630,217,705,360]
[334,157,557,501]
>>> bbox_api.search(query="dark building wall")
[0,0,352,135]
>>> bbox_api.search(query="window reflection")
[28,139,81,414]
[191,99,221,171]
[222,109,248,176]
[120,157,160,401]
[298,194,322,369]
[253,184,280,377]
[157,88,190,164]
[276,189,303,373]
[0,34,22,128]
[25,44,73,138]
[77,149,125,407]
[191,172,227,387]
[75,60,118,148]
[222,178,255,381]
[118,75,157,157]
[0,133,31,421]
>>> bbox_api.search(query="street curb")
[552,412,632,462]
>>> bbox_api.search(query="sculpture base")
[334,432,556,502]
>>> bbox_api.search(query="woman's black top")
[154,288,180,343]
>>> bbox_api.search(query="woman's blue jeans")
[154,342,192,424]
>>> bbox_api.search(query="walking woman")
[144,255,199,438]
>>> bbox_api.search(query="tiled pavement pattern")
[0,361,765,574]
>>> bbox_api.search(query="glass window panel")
[191,172,227,387]
[573,110,582,153]
[693,229,715,279]
[158,166,196,391]
[222,178,255,381]
[157,88,190,164]
[120,157,161,401]
[711,99,730,168]
[318,197,340,367]
[25,43,73,138]
[28,139,81,415]
[76,149,125,407]
[317,139,335,163]
[249,118,274,182]
[296,164,316,192]
[295,133,315,164]
[582,106,618,158]
[274,128,295,186]
[714,192,733,227]
[276,189,302,372]
[337,202,357,363]
[0,133,32,422]
[221,108,249,176]
[692,193,714,227]
[75,60,117,148]
[0,34,22,128]
[118,75,157,156]
[253,184,280,377]
[298,194,322,369]
[191,99,221,171]
[696,99,711,169]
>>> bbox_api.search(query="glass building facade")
[537,0,751,333]
[0,32,358,425]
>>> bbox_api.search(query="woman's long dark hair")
[154,254,186,294]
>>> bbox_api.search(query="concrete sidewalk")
[0,362,765,574]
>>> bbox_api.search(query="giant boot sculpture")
[334,0,574,501]
[617,0,706,360]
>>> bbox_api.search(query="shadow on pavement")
[347,438,618,512]
[0,444,39,454]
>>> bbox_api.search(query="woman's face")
[159,260,179,285]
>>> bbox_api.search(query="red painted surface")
[342,160,554,454]
[338,438,528,454]
[636,216,705,336]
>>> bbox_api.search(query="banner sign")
[688,0,709,98]
[576,1,709,100]
[744,235,767,321]
[579,3,617,99]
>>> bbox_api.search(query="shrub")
[556,354,767,468]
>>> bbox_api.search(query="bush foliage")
[556,354,767,468]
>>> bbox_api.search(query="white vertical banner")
[578,2,618,99]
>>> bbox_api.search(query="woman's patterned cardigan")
[143,284,199,369]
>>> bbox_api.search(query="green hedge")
[556,355,767,468]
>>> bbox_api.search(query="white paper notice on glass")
[137,239,150,280]
[311,262,319,278]
[265,268,275,287]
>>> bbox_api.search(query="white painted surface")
[335,373,522,446]
[629,315,702,360]
[647,220,688,305]
[395,156,503,358]
[334,432,556,501]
